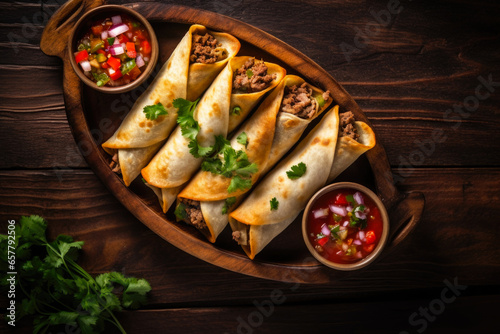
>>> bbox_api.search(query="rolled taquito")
[176,75,332,242]
[102,24,240,186]
[229,106,376,259]
[141,57,286,212]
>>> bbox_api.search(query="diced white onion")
[355,211,367,220]
[144,57,150,62]
[353,239,362,246]
[108,23,129,37]
[353,191,365,205]
[342,243,348,251]
[136,55,145,68]
[342,220,349,227]
[329,205,347,217]
[101,31,108,40]
[80,60,91,72]
[313,208,329,219]
[109,45,125,56]
[126,32,133,39]
[356,251,363,259]
[111,15,122,25]
[321,224,330,236]
[113,37,120,45]
[358,231,365,240]
[346,205,353,212]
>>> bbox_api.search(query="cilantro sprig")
[0,216,151,334]
[173,98,214,158]
[270,197,279,211]
[143,102,168,120]
[346,195,368,229]
[201,135,258,194]
[286,162,307,180]
[236,132,248,148]
[222,197,237,215]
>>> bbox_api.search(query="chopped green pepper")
[121,59,137,75]
[92,72,110,87]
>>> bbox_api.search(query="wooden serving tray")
[41,0,424,283]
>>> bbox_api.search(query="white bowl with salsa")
[302,182,389,270]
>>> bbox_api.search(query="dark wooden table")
[1,0,499,333]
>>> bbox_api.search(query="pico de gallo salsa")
[74,14,152,87]
[306,188,384,264]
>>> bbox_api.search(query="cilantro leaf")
[236,132,248,148]
[222,197,236,215]
[246,69,253,78]
[174,203,187,220]
[231,106,241,115]
[143,103,168,120]
[286,162,307,180]
[270,197,279,211]
[228,175,252,193]
[174,98,209,158]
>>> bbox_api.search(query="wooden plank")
[1,168,499,305]
[8,293,500,334]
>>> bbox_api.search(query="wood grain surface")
[1,0,500,333]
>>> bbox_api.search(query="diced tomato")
[363,244,375,253]
[109,68,122,81]
[91,25,103,35]
[101,62,109,69]
[128,65,141,80]
[107,57,121,71]
[334,193,348,206]
[74,50,89,63]
[365,231,376,245]
[126,42,137,58]
[117,34,129,43]
[97,49,107,55]
[141,40,151,56]
[317,237,328,247]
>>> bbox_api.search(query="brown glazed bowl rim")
[68,4,159,94]
[302,182,390,271]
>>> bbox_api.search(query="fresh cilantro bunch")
[0,216,151,334]
[201,135,258,194]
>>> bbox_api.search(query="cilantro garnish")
[173,98,213,158]
[286,162,307,179]
[143,102,168,120]
[174,202,187,220]
[202,135,258,194]
[236,132,248,148]
[246,69,253,78]
[222,197,237,215]
[0,215,151,334]
[270,197,279,211]
[345,194,368,229]
[231,106,241,115]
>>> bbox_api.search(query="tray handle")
[385,191,425,250]
[41,0,104,58]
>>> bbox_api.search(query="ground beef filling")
[181,199,208,230]
[233,58,276,93]
[190,33,226,64]
[109,153,121,173]
[340,111,359,141]
[281,83,331,119]
[232,231,241,243]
